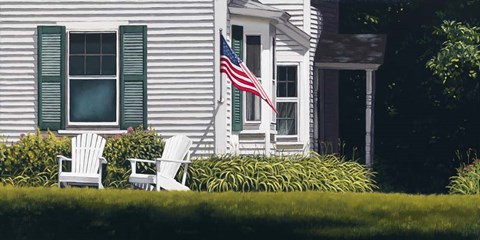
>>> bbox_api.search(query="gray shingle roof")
[315,33,386,64]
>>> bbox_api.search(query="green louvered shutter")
[231,25,243,131]
[120,25,147,129]
[37,26,65,130]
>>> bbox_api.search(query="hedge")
[0,187,479,240]
[0,130,376,192]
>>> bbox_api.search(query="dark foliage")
[339,0,480,193]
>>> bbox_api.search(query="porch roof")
[315,33,387,70]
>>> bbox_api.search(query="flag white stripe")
[220,59,255,84]
[221,66,259,93]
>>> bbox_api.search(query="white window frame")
[243,34,263,124]
[276,63,300,137]
[66,30,120,127]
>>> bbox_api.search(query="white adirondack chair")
[128,135,192,191]
[57,133,107,189]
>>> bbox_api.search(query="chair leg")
[58,181,62,188]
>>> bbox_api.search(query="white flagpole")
[218,28,224,103]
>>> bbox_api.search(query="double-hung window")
[68,32,118,124]
[245,35,261,122]
[276,65,298,135]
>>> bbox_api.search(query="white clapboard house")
[1,0,384,159]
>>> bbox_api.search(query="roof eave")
[229,7,310,49]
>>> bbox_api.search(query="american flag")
[220,35,278,114]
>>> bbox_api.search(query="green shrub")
[183,153,377,192]
[448,159,480,194]
[0,127,164,188]
[102,128,164,188]
[0,131,70,187]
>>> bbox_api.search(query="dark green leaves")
[427,20,480,100]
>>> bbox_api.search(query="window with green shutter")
[37,25,147,130]
[231,25,243,131]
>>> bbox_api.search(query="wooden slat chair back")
[71,133,107,174]
[57,133,107,189]
[128,135,192,191]
[158,135,192,178]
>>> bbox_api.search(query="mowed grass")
[0,187,479,240]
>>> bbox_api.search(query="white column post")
[365,69,375,168]
[214,0,228,154]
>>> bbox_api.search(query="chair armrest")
[57,155,71,161]
[128,158,155,175]
[128,158,156,164]
[99,157,107,164]
[57,155,71,174]
[155,158,192,164]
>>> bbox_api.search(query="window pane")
[277,119,287,135]
[246,36,261,77]
[102,56,116,75]
[277,82,287,97]
[285,119,296,135]
[281,102,296,118]
[69,34,84,54]
[277,66,286,81]
[246,92,261,121]
[102,33,116,54]
[69,56,84,75]
[287,66,297,81]
[85,56,101,75]
[70,79,116,122]
[287,82,297,97]
[86,34,101,54]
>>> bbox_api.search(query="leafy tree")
[427,20,480,104]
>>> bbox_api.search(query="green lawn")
[0,187,479,239]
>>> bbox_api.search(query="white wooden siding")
[0,0,215,156]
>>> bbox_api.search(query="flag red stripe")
[220,60,255,86]
[220,65,258,91]
[220,56,253,82]
[221,67,259,93]
[220,58,260,90]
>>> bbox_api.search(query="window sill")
[275,141,304,146]
[239,130,268,135]
[244,121,261,125]
[58,129,127,135]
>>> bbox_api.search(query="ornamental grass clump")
[448,159,480,194]
[184,152,377,192]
